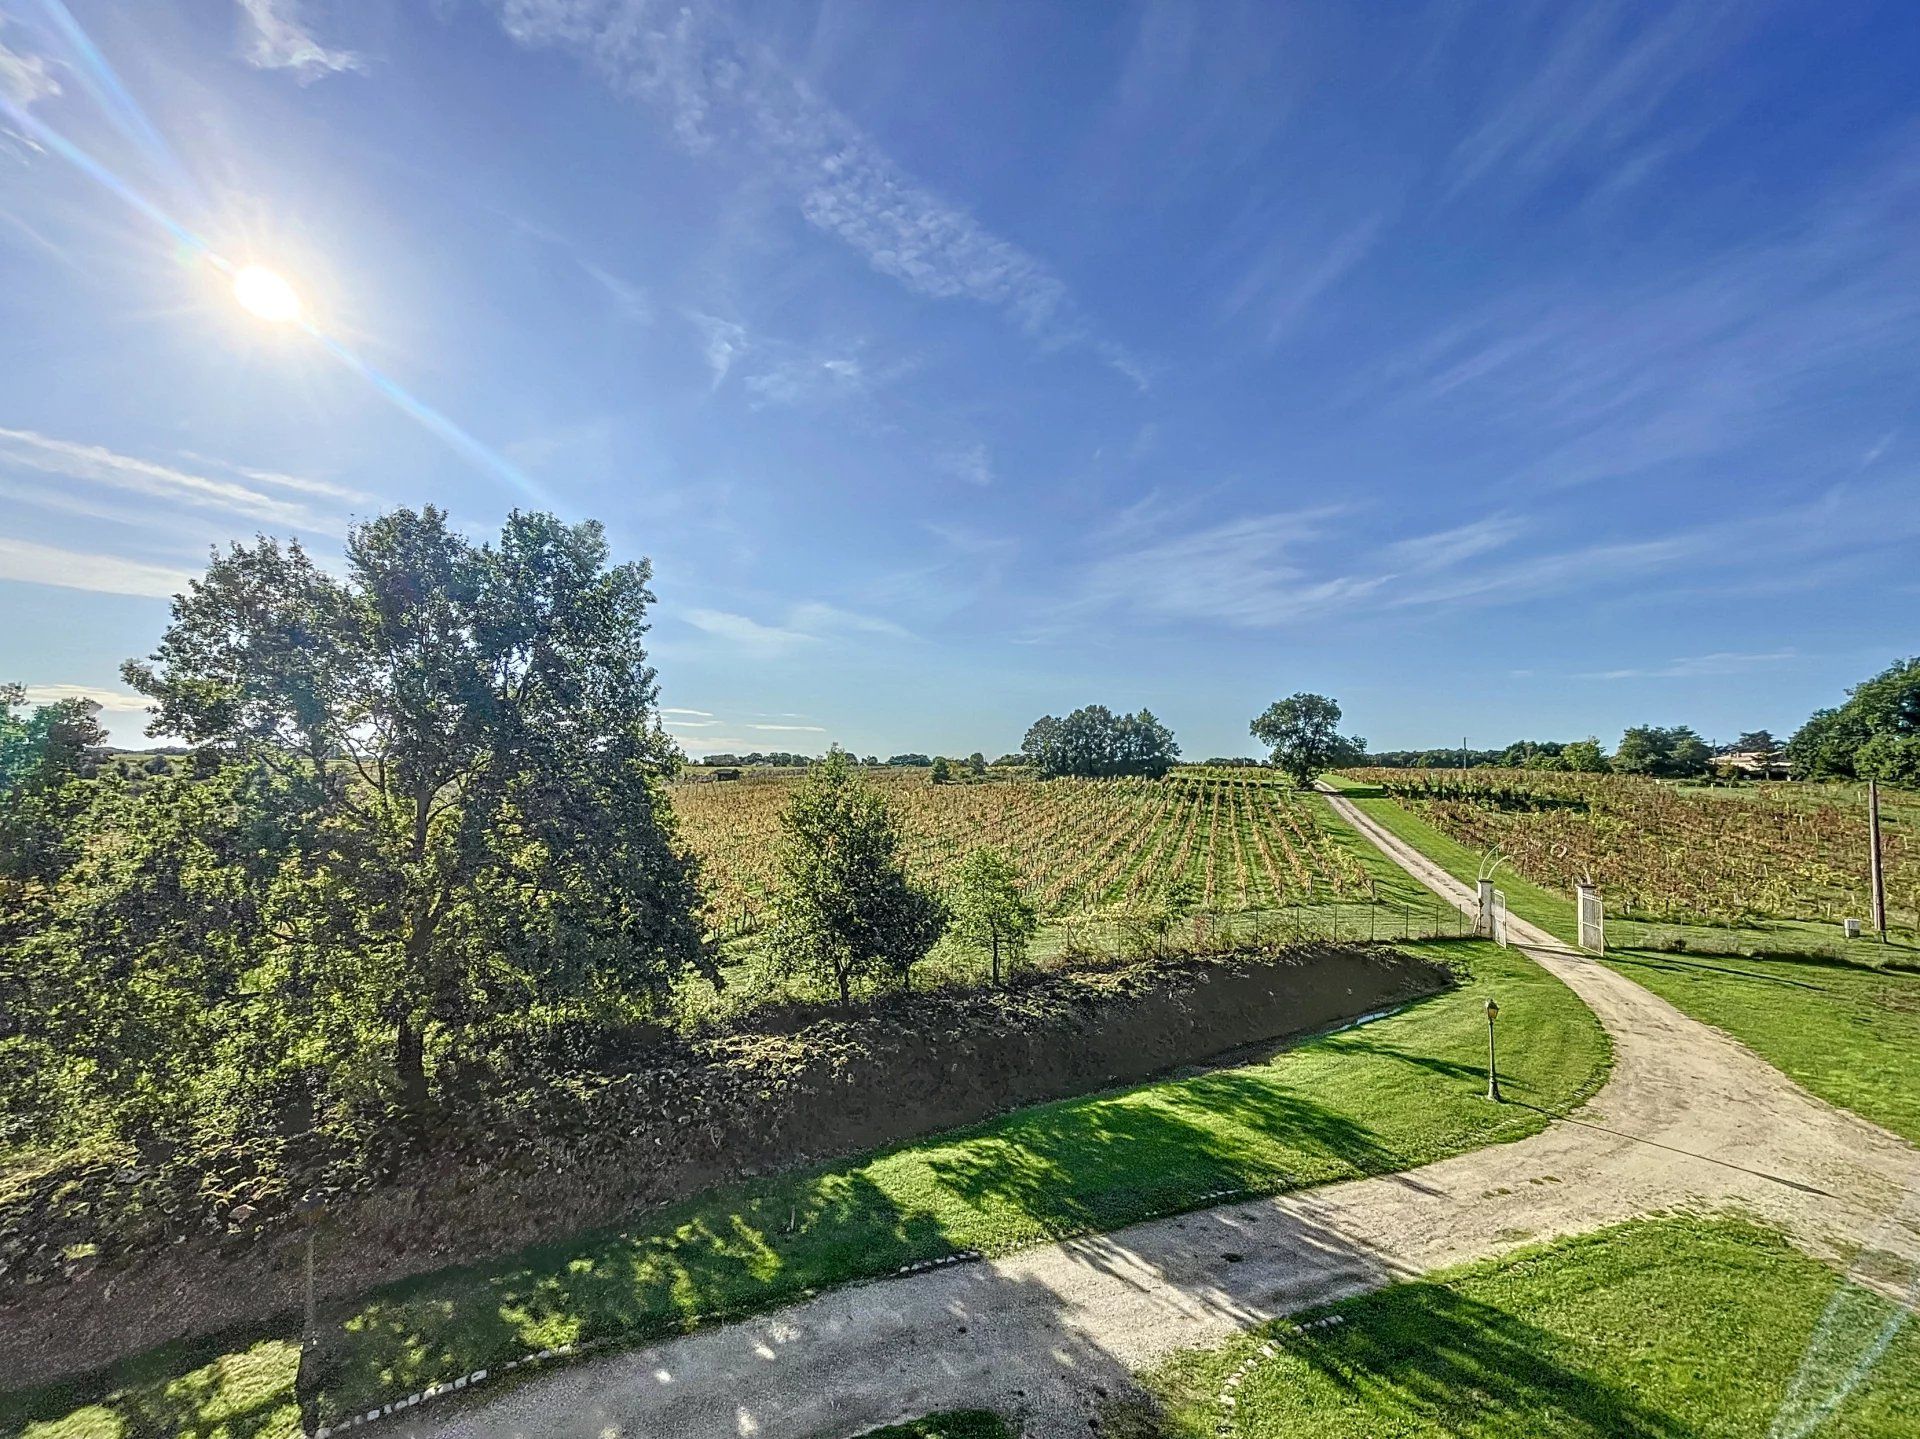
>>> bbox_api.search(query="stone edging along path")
[384,786,1920,1439]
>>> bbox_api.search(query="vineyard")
[1346,768,1919,931]
[672,770,1377,937]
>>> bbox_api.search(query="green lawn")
[1320,774,1920,1142]
[1137,1216,1918,1437]
[7,937,1607,1439]
[856,1414,1012,1439]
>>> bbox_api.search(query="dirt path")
[400,789,1920,1439]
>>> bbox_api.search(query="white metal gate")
[1577,883,1605,953]
[1491,888,1508,947]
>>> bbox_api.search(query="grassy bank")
[7,937,1607,1438]
[1136,1216,1917,1437]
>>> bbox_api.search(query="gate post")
[1476,879,1496,938]
[1576,882,1606,953]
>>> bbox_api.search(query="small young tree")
[930,756,953,784]
[1250,693,1365,788]
[950,846,1037,986]
[1560,737,1610,772]
[770,749,946,1003]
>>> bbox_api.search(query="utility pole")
[1868,777,1887,939]
[1461,736,1468,770]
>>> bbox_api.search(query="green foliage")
[1021,706,1181,779]
[4,506,713,1177]
[1788,656,1920,779]
[930,756,953,784]
[1560,737,1610,772]
[1856,732,1920,786]
[0,685,106,888]
[949,846,1038,984]
[769,749,947,1002]
[1610,724,1709,777]
[1250,693,1365,787]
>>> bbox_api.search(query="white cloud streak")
[1445,1,1755,201]
[0,537,192,598]
[0,24,60,109]
[0,427,346,532]
[235,0,365,83]
[20,682,151,712]
[1577,651,1799,681]
[491,1,1135,374]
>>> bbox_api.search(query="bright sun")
[232,264,304,324]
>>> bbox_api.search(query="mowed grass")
[6,938,1608,1439]
[1138,1216,1918,1438]
[1323,773,1920,1142]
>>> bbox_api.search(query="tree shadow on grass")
[921,1077,1406,1244]
[0,1325,302,1439]
[1608,950,1836,992]
[308,1169,963,1424]
[1262,1282,1690,1438]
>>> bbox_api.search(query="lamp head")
[1484,998,1500,1020]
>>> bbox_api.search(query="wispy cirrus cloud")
[0,427,348,531]
[1576,650,1799,682]
[20,682,150,712]
[1444,1,1759,202]
[0,21,60,109]
[684,608,818,656]
[492,1,1142,384]
[1386,139,1920,493]
[683,599,911,655]
[0,536,193,598]
[1060,473,1920,636]
[235,0,364,83]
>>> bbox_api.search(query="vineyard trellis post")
[1867,778,1887,940]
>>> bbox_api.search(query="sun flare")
[232,263,304,324]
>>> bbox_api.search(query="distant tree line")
[696,751,819,768]
[1354,656,1920,785]
[1020,705,1180,779]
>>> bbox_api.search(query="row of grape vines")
[671,772,1374,936]
[1348,767,1917,929]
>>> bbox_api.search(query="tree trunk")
[836,965,850,1006]
[395,1012,427,1110]
[991,933,1001,987]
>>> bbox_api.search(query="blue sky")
[2,0,1917,758]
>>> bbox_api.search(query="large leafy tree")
[1019,705,1180,778]
[769,749,946,1003]
[1611,725,1711,778]
[1250,693,1365,788]
[120,507,710,1107]
[950,846,1037,987]
[1789,657,1920,782]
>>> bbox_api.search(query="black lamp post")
[1484,997,1502,1102]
